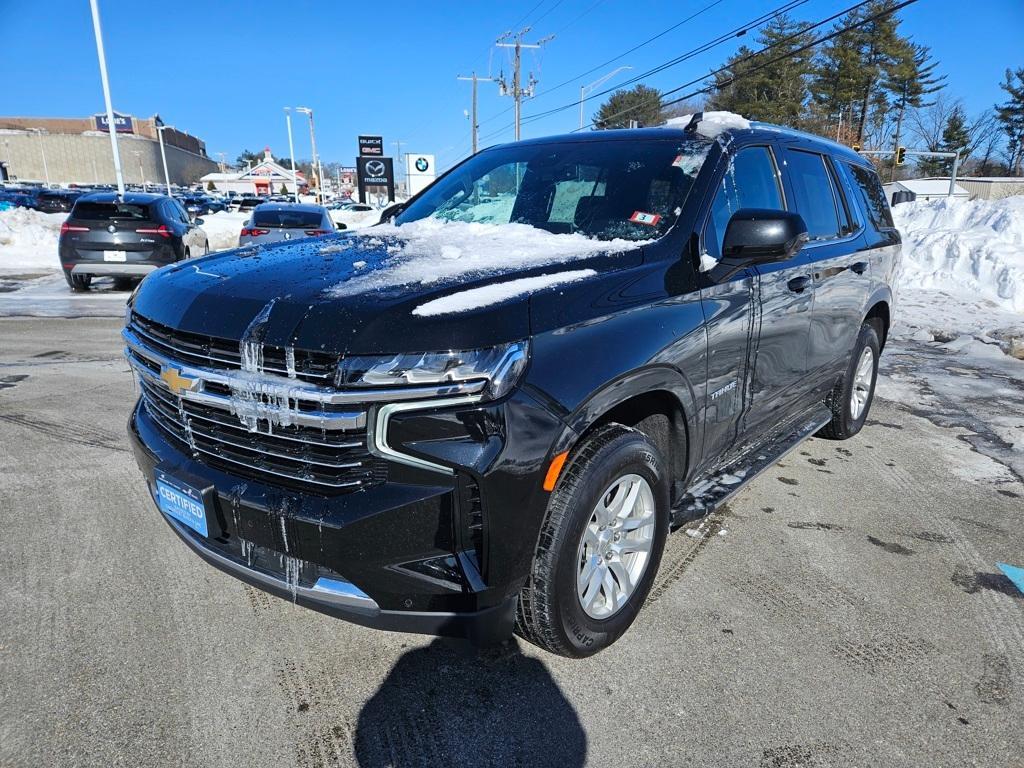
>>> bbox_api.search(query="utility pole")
[457,71,494,154]
[89,0,125,197]
[296,107,323,203]
[496,29,553,141]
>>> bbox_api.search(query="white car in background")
[238,203,342,245]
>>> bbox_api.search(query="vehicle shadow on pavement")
[353,638,586,767]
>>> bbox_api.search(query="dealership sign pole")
[89,0,125,197]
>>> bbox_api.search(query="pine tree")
[995,67,1024,175]
[594,85,663,129]
[919,105,970,175]
[206,180,216,192]
[707,15,816,125]
[810,0,905,145]
[883,42,944,179]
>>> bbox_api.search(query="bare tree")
[907,92,957,150]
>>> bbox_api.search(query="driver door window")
[703,146,785,260]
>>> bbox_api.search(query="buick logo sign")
[366,160,386,177]
[414,157,429,172]
[107,224,116,233]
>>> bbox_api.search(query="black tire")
[817,322,880,440]
[63,270,91,292]
[515,424,670,657]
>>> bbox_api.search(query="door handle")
[849,261,868,274]
[787,275,812,293]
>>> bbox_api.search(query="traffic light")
[895,146,906,165]
[852,144,861,153]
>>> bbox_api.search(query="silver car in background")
[238,203,342,245]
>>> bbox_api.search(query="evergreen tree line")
[593,0,1024,178]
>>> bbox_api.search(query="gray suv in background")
[58,192,209,291]
[239,203,341,245]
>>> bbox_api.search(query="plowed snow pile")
[0,207,64,271]
[893,196,1024,313]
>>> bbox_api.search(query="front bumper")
[127,379,566,643]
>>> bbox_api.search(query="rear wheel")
[63,270,91,292]
[515,424,669,657]
[817,323,880,440]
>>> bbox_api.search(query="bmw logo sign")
[415,157,429,172]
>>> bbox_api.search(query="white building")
[199,148,307,195]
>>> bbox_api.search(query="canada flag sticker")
[629,211,661,226]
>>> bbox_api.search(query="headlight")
[337,340,529,400]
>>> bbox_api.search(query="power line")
[583,0,921,131]
[477,0,814,143]
[475,0,744,134]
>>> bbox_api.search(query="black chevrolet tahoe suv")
[124,116,898,657]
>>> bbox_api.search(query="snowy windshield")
[395,137,713,242]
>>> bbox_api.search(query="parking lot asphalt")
[1,316,1021,768]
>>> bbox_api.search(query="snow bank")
[198,211,249,252]
[894,196,1024,313]
[663,111,751,138]
[412,270,597,316]
[329,218,642,297]
[0,208,64,271]
[329,208,380,230]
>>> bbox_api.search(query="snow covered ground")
[0,208,65,271]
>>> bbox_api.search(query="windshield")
[395,136,712,242]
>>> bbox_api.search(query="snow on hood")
[327,218,644,297]
[412,269,598,317]
[663,111,751,138]
[893,195,1024,314]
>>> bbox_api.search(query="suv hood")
[130,228,643,355]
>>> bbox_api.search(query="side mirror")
[335,221,347,230]
[194,217,205,226]
[722,209,808,265]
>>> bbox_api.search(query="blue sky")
[1,0,1021,171]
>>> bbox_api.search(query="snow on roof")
[412,270,598,316]
[888,179,968,196]
[662,111,751,138]
[328,218,643,298]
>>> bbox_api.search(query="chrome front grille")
[124,311,488,491]
[125,317,384,493]
[129,312,337,385]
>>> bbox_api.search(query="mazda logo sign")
[366,160,386,177]
[414,157,429,172]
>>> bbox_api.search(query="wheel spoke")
[619,510,655,532]
[602,568,619,613]
[582,564,604,609]
[608,560,633,596]
[616,536,652,556]
[578,555,599,593]
[613,479,643,523]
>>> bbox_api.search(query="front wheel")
[817,322,880,440]
[515,424,669,657]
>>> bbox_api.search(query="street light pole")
[156,124,173,195]
[457,72,494,154]
[89,0,125,197]
[31,129,50,186]
[578,66,632,129]
[284,108,300,203]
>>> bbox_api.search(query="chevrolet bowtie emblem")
[160,366,199,396]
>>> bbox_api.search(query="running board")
[671,406,832,527]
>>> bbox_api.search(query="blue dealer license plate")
[156,474,208,537]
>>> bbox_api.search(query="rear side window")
[785,150,848,240]
[72,202,152,221]
[252,209,323,228]
[704,145,785,259]
[843,162,895,231]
